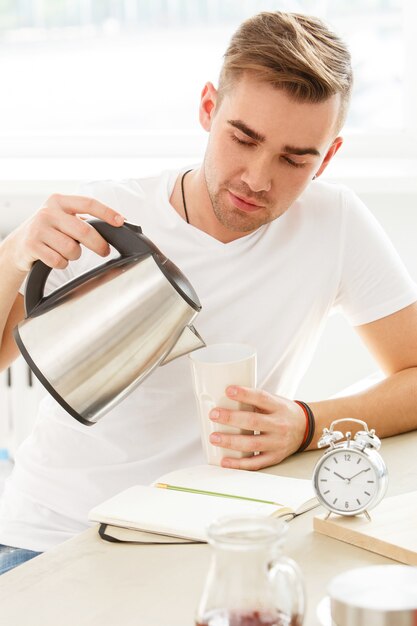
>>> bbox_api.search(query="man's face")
[200,75,342,237]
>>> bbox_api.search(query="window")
[0,0,415,158]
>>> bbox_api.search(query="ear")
[199,82,218,132]
[314,137,343,178]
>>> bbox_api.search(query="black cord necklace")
[181,169,193,224]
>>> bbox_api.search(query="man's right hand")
[7,194,125,274]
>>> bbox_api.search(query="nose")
[240,154,272,193]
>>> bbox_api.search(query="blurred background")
[0,0,416,459]
[0,0,413,139]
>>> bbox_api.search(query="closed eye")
[232,133,308,168]
[281,156,306,168]
[231,134,256,148]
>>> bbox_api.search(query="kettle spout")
[160,325,206,366]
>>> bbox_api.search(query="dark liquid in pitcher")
[196,610,302,626]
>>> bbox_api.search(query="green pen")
[155,482,283,507]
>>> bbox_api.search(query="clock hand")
[333,471,349,482]
[348,469,370,480]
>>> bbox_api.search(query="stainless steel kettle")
[14,219,205,425]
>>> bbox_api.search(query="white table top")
[1,430,416,626]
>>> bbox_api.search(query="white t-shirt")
[1,170,416,551]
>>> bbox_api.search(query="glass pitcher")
[195,515,305,626]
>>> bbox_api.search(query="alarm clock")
[312,418,388,519]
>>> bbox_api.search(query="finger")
[46,194,125,226]
[50,212,111,257]
[209,407,292,440]
[34,243,70,270]
[226,386,281,413]
[210,407,266,431]
[209,431,268,453]
[42,229,83,262]
[220,452,281,471]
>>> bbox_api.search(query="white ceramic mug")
[189,343,257,466]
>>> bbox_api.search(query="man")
[0,12,416,574]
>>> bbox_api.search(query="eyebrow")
[282,144,321,157]
[227,119,321,157]
[228,119,265,143]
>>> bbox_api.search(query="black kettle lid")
[154,255,201,312]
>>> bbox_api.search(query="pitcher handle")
[24,219,155,316]
[268,555,306,624]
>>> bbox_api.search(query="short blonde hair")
[219,12,353,130]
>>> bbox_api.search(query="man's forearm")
[307,367,417,448]
[0,237,26,339]
[0,239,26,320]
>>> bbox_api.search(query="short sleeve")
[333,189,417,326]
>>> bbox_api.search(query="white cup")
[189,343,257,466]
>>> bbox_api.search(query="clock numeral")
[324,466,331,472]
[367,480,375,483]
[356,499,361,505]
[320,479,328,482]
[364,491,371,496]
[344,454,351,462]
[323,490,330,495]
[333,498,338,505]
[356,458,362,464]
[333,457,338,464]
[344,501,349,509]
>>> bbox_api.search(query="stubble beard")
[204,170,275,234]
[212,192,264,232]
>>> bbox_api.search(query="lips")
[227,190,264,213]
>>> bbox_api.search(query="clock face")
[315,449,379,513]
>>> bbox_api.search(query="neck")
[171,166,252,244]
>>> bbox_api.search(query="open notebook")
[89,464,317,542]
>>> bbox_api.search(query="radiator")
[0,356,45,458]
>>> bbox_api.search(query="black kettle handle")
[24,219,150,316]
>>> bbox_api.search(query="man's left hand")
[209,386,306,470]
